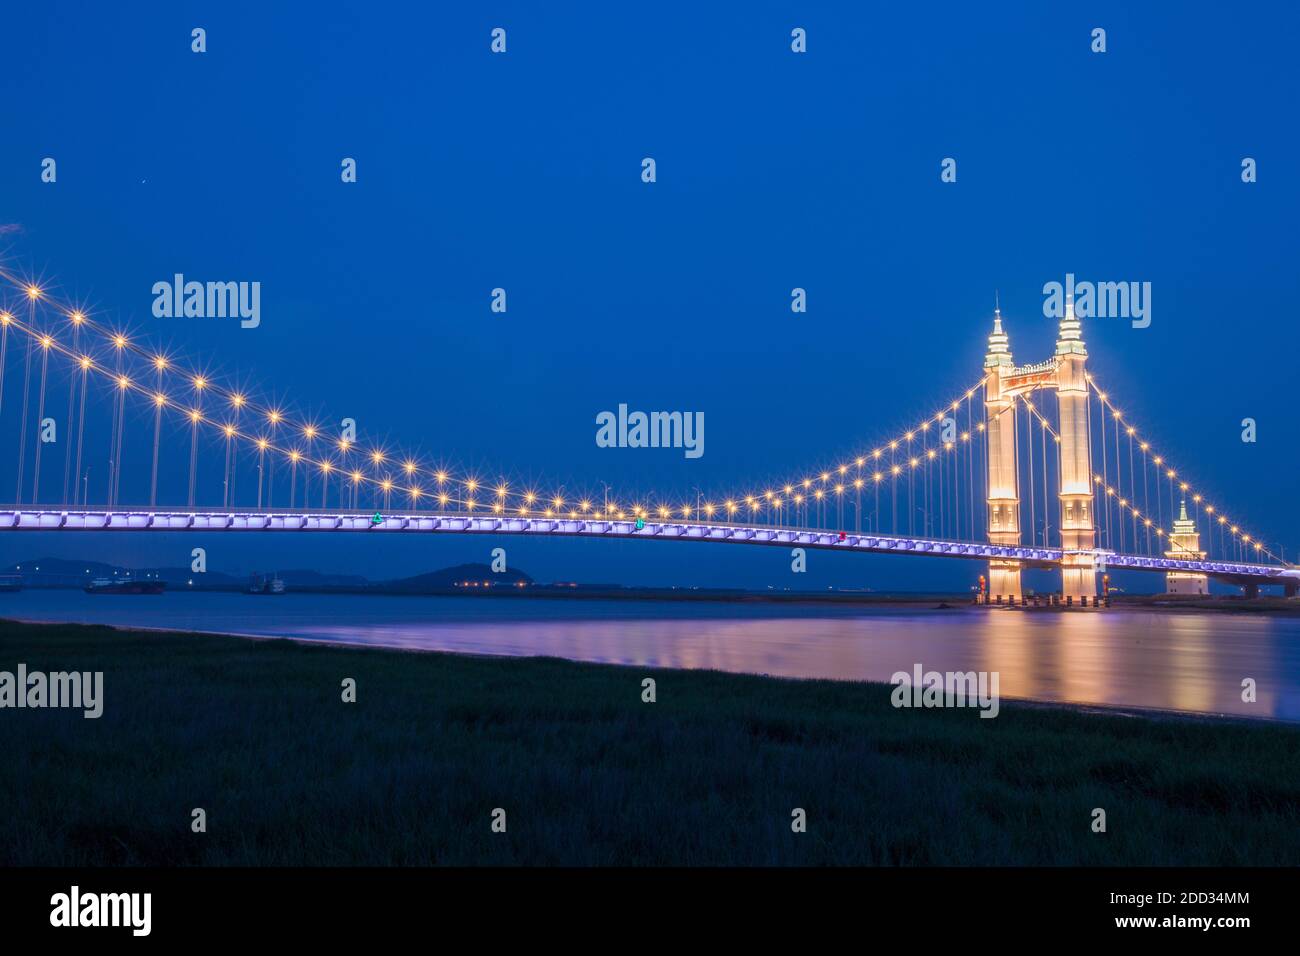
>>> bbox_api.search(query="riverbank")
[2,618,1298,865]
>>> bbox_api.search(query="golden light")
[268,410,282,424]
[303,425,317,439]
[257,438,269,450]
[154,393,166,407]
[26,285,41,300]
[71,310,85,324]
[40,335,52,349]
[117,375,130,390]
[382,479,393,492]
[290,450,301,462]
[113,334,127,349]
[224,424,235,437]
[193,376,207,390]
[231,393,246,408]
[190,410,202,423]
[154,355,167,370]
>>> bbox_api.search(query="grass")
[2,618,1298,866]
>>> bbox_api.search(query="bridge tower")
[1164,499,1208,594]
[983,307,1022,599]
[1054,296,1098,602]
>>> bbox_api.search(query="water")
[4,589,1300,720]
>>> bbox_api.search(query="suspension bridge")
[0,266,1294,601]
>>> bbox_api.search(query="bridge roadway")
[2,507,1294,587]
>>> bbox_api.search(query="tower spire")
[985,302,1011,367]
[1056,292,1086,356]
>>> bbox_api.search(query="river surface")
[4,590,1299,720]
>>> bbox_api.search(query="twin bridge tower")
[984,298,1097,602]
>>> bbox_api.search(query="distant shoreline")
[6,581,1300,612]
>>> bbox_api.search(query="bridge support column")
[1054,295,1097,603]
[1286,581,1298,599]
[984,308,1022,600]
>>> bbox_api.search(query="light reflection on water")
[4,590,1299,720]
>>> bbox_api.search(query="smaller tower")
[1165,499,1208,594]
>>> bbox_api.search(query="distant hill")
[380,563,533,592]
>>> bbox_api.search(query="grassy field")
[2,618,1298,866]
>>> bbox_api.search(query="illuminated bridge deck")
[2,508,1292,584]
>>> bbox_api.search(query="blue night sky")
[1,2,1297,590]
